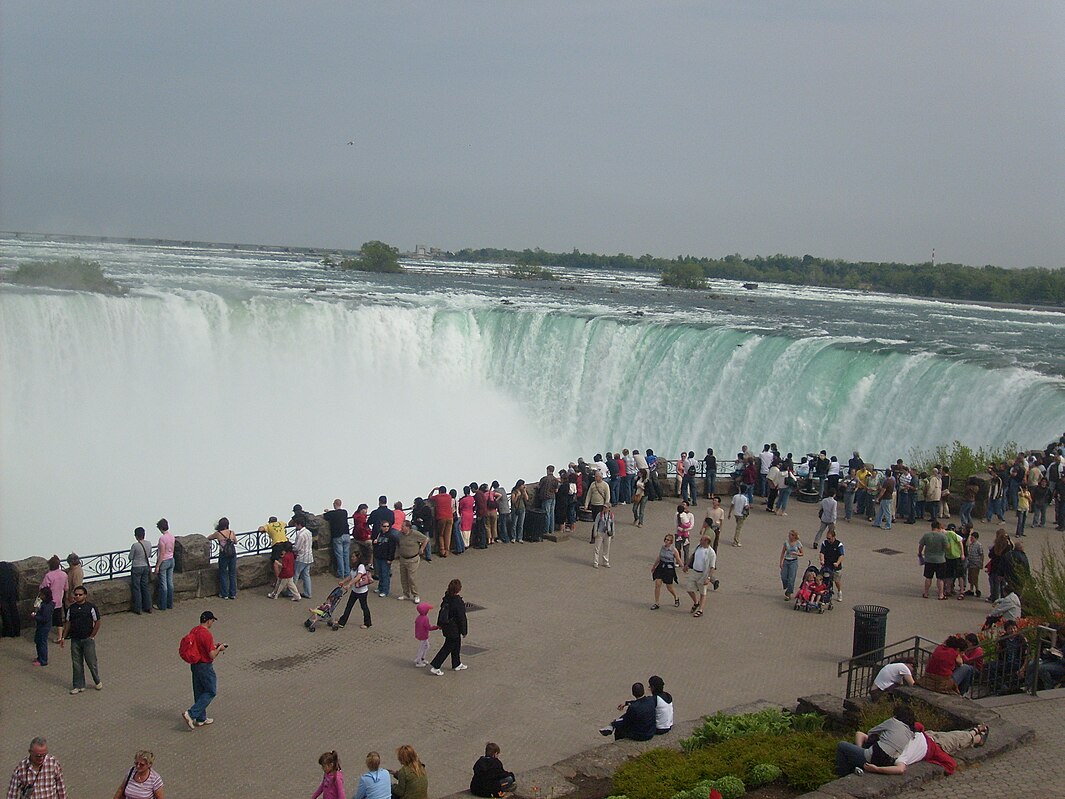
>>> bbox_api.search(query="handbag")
[354,570,373,588]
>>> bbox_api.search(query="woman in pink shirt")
[458,487,476,548]
[392,502,407,537]
[40,555,68,637]
[155,518,176,610]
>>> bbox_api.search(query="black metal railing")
[838,626,1061,700]
[837,635,938,699]
[81,528,294,583]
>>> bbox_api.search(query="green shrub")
[5,257,125,295]
[854,697,956,735]
[907,440,1019,483]
[507,264,556,280]
[615,732,836,799]
[682,708,821,751]
[708,777,744,799]
[746,763,782,788]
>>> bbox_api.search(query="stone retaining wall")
[6,534,333,626]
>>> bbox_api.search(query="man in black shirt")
[58,585,101,694]
[599,682,656,741]
[819,529,846,601]
[322,499,350,579]
[367,495,395,536]
[702,448,717,498]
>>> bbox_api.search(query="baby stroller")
[305,584,347,632]
[793,563,834,613]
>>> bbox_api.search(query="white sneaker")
[182,710,195,729]
[94,682,103,690]
[396,595,407,601]
[453,663,468,671]
[414,661,427,668]
[196,717,214,726]
[836,590,843,601]
[412,596,420,603]
[429,667,444,676]
[69,688,85,695]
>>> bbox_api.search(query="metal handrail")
[81,528,294,583]
[837,635,939,699]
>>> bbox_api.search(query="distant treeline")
[444,248,1065,306]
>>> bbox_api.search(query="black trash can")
[523,509,547,542]
[852,604,889,664]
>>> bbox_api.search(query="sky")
[2,1,1063,269]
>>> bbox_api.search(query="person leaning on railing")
[868,657,916,700]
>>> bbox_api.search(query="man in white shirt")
[728,492,750,546]
[869,659,915,698]
[682,535,718,616]
[758,445,775,498]
[293,519,314,599]
[814,493,838,546]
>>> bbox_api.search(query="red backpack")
[178,631,199,664]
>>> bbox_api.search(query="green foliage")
[507,264,556,280]
[661,262,707,290]
[614,732,837,799]
[341,241,403,273]
[682,707,820,751]
[907,440,1019,483]
[442,247,1065,306]
[1022,538,1065,623]
[708,777,744,799]
[746,763,782,788]
[854,697,956,736]
[4,257,126,295]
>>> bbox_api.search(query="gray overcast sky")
[2,1,1063,268]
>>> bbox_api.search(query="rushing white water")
[2,237,1064,558]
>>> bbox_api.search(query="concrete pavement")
[1,494,1057,797]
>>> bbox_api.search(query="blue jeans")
[294,560,312,597]
[218,555,237,598]
[682,474,697,505]
[131,565,151,613]
[332,534,351,578]
[898,492,911,521]
[497,512,511,542]
[875,499,893,528]
[835,742,868,776]
[953,663,975,695]
[1016,510,1027,536]
[34,625,50,665]
[1007,479,1020,510]
[189,662,217,723]
[70,637,100,688]
[986,497,1006,521]
[844,492,855,521]
[757,473,768,497]
[542,498,556,531]
[960,501,975,527]
[855,489,868,516]
[513,509,526,542]
[609,477,620,503]
[633,496,647,525]
[780,559,799,596]
[742,483,754,502]
[156,558,174,609]
[777,486,792,512]
[705,472,716,498]
[375,558,392,595]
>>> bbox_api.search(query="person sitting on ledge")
[599,682,657,741]
[469,742,515,798]
[868,657,916,700]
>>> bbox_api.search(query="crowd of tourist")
[7,433,1065,797]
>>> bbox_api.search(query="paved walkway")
[1,495,1058,797]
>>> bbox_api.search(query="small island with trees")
[2,257,127,295]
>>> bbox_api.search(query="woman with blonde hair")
[355,752,391,799]
[390,745,428,799]
[113,750,165,799]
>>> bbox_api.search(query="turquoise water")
[2,236,1062,557]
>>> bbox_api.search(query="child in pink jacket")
[414,602,439,667]
[312,751,344,799]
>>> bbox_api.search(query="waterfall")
[2,288,1061,557]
